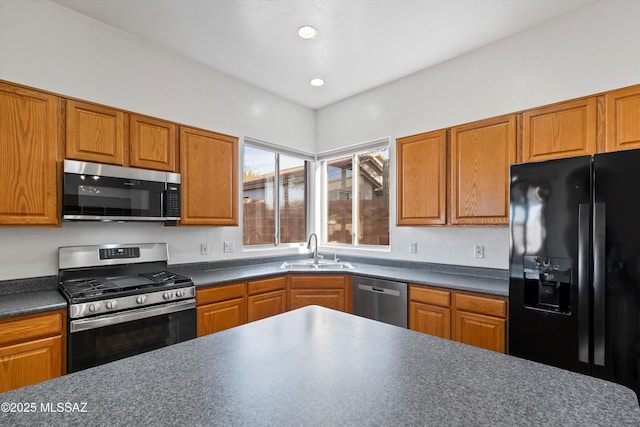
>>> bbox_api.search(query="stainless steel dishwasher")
[352,276,407,328]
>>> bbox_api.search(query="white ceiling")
[51,0,595,109]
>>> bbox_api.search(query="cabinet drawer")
[288,275,347,289]
[455,293,507,318]
[197,283,246,306]
[410,285,451,307]
[0,310,64,347]
[248,276,286,295]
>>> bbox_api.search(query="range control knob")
[105,300,118,310]
[88,303,101,313]
[162,291,173,300]
[175,289,185,298]
[136,295,148,305]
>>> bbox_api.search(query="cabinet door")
[129,114,177,171]
[0,336,63,393]
[66,100,126,165]
[450,114,516,224]
[288,274,349,312]
[396,129,447,225]
[454,311,505,353]
[0,83,62,225]
[248,290,287,322]
[197,298,247,337]
[522,97,597,162]
[409,302,451,339]
[605,85,640,152]
[179,126,238,225]
[289,289,346,311]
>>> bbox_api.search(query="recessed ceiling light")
[310,78,325,87]
[297,25,317,40]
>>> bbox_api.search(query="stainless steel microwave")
[63,159,181,222]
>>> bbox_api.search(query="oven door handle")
[69,299,195,333]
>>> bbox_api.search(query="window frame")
[319,138,390,248]
[242,138,313,248]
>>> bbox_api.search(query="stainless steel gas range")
[58,243,196,373]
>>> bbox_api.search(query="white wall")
[316,0,640,270]
[0,0,315,280]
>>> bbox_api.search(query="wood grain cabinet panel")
[129,114,177,171]
[288,274,350,312]
[196,283,247,336]
[179,126,238,225]
[248,276,287,322]
[453,292,507,353]
[410,284,507,354]
[66,99,126,165]
[454,311,505,353]
[605,85,640,152]
[450,114,516,225]
[396,129,447,225]
[410,302,451,339]
[0,82,62,225]
[248,290,287,322]
[0,309,65,393]
[409,285,452,339]
[522,97,597,162]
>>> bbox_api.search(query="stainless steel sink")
[280,261,354,270]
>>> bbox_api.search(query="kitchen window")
[321,142,390,247]
[242,141,310,246]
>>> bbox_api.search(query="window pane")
[358,148,389,245]
[243,146,275,245]
[279,155,307,243]
[326,156,353,244]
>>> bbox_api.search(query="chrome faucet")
[307,233,319,264]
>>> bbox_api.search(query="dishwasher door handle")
[357,284,401,297]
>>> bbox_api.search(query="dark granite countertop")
[0,306,637,426]
[0,290,66,319]
[0,256,507,318]
[181,258,508,297]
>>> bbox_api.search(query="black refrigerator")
[509,150,640,400]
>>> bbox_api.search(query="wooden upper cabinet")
[129,114,177,171]
[522,97,597,162]
[66,100,126,165]
[450,114,516,225]
[179,126,238,225]
[0,83,62,226]
[605,85,640,152]
[396,129,447,225]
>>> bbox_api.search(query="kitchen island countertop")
[1,306,638,426]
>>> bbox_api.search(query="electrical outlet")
[474,245,484,259]
[201,243,209,255]
[409,242,418,253]
[223,241,234,253]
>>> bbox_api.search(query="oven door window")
[64,173,164,218]
[68,308,195,373]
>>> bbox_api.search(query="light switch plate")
[223,241,234,253]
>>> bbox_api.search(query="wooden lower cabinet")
[454,311,505,353]
[409,284,507,353]
[453,292,507,353]
[0,309,66,393]
[288,274,351,313]
[196,283,247,337]
[248,276,287,322]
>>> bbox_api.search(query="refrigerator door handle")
[593,202,606,367]
[578,203,590,364]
